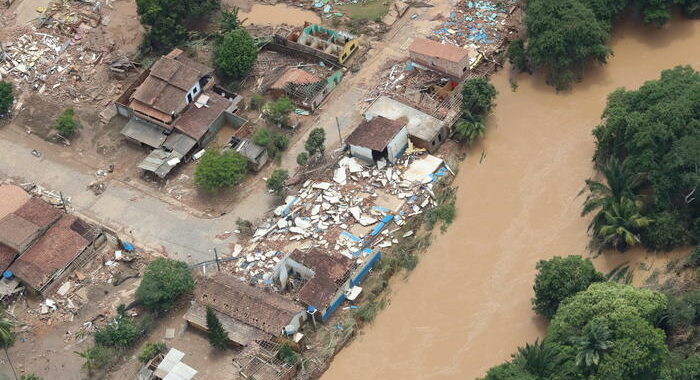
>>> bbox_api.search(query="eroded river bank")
[323,14,700,380]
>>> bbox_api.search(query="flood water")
[323,14,700,380]
[238,4,321,26]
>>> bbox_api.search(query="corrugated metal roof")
[154,349,185,379]
[121,118,168,149]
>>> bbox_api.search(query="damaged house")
[345,115,409,164]
[366,96,450,153]
[185,272,306,347]
[116,49,246,177]
[273,248,381,321]
[265,67,343,112]
[275,23,358,65]
[409,38,470,80]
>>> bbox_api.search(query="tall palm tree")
[454,113,486,144]
[581,157,644,217]
[0,309,18,380]
[570,323,614,370]
[594,197,653,250]
[513,339,568,378]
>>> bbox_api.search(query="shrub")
[206,305,229,350]
[138,342,166,363]
[0,81,13,116]
[94,316,140,347]
[262,97,295,127]
[75,345,113,374]
[250,94,265,110]
[305,128,326,156]
[54,108,80,136]
[532,255,605,319]
[641,212,689,251]
[20,375,43,380]
[194,149,248,192]
[296,152,309,166]
[278,343,299,365]
[215,29,258,79]
[135,258,194,314]
[267,169,288,196]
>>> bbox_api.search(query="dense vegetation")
[0,81,13,116]
[194,149,249,191]
[214,29,258,79]
[454,78,497,144]
[252,128,289,162]
[582,66,699,252]
[512,0,700,90]
[135,258,195,314]
[136,0,219,51]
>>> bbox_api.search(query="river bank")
[322,13,700,380]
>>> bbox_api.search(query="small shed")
[409,38,469,79]
[228,137,269,172]
[344,115,408,164]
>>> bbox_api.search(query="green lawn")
[337,0,391,21]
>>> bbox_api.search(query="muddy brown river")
[323,14,700,380]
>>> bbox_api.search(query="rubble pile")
[431,0,517,51]
[222,151,452,284]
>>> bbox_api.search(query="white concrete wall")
[386,127,409,163]
[185,82,202,104]
[350,145,374,163]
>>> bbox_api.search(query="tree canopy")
[515,0,697,89]
[135,258,194,314]
[206,305,229,350]
[0,81,13,116]
[305,128,326,156]
[194,149,248,192]
[262,97,296,127]
[267,169,289,196]
[214,29,258,79]
[586,66,700,251]
[532,255,605,319]
[136,0,218,51]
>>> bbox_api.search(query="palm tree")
[594,197,653,250]
[453,113,486,144]
[0,308,18,380]
[570,323,613,370]
[581,157,644,217]
[75,346,110,376]
[513,339,567,378]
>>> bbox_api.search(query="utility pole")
[213,248,221,271]
[335,117,342,144]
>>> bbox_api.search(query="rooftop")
[270,68,323,90]
[13,197,64,228]
[0,184,29,220]
[9,215,97,291]
[174,90,232,140]
[195,272,301,336]
[345,115,406,152]
[0,243,17,272]
[365,96,444,142]
[409,38,469,63]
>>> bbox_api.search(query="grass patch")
[424,183,457,233]
[337,0,391,21]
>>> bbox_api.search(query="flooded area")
[238,4,321,26]
[323,14,700,380]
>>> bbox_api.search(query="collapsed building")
[274,23,358,66]
[265,67,343,112]
[116,49,246,177]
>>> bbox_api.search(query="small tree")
[135,258,194,314]
[214,29,258,79]
[267,169,288,196]
[138,342,166,363]
[206,305,229,350]
[532,255,605,319]
[54,108,81,137]
[219,8,240,34]
[461,78,497,116]
[194,150,248,192]
[305,128,326,156]
[250,94,266,110]
[94,315,140,347]
[0,81,13,116]
[75,346,112,375]
[262,97,296,127]
[296,152,309,166]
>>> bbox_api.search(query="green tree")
[569,323,613,370]
[660,354,700,380]
[252,128,289,160]
[637,0,674,26]
[507,39,528,73]
[512,339,570,378]
[267,169,288,196]
[262,97,295,127]
[53,108,80,137]
[296,152,309,166]
[75,346,112,375]
[640,212,689,251]
[250,94,266,110]
[206,305,229,350]
[194,149,248,192]
[94,316,140,347]
[532,255,605,319]
[214,29,258,79]
[453,115,486,144]
[461,78,497,116]
[135,258,194,314]
[136,0,218,51]
[0,81,13,116]
[138,342,166,363]
[592,197,653,251]
[0,309,17,380]
[305,128,326,156]
[219,8,240,34]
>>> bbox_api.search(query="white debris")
[377,159,387,169]
[57,281,72,296]
[312,182,332,190]
[232,244,243,257]
[347,157,364,173]
[402,230,414,238]
[294,217,312,229]
[333,166,347,185]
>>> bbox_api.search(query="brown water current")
[323,14,700,380]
